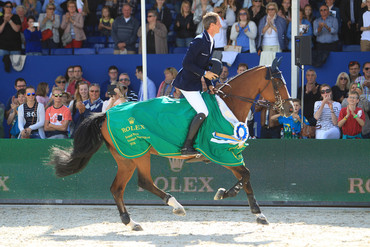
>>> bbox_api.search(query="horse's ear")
[272,57,282,71]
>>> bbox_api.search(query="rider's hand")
[208,85,215,94]
[204,71,218,80]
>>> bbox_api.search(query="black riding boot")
[181,113,206,155]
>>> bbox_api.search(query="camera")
[107,85,116,96]
[33,22,39,27]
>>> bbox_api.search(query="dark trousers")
[260,125,282,139]
[316,41,341,52]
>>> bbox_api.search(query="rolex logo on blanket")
[106,93,249,166]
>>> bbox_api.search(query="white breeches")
[315,127,340,139]
[180,90,209,117]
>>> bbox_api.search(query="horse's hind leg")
[133,153,186,216]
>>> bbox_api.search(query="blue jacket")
[257,15,287,51]
[172,31,213,92]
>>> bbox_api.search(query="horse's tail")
[48,112,107,177]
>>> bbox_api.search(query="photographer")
[102,84,128,112]
[24,15,42,55]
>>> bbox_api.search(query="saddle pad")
[106,93,247,166]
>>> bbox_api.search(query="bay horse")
[48,59,293,231]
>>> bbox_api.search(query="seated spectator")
[174,0,196,48]
[157,67,180,98]
[313,4,340,51]
[61,92,71,106]
[213,65,229,86]
[7,89,26,139]
[332,72,350,103]
[354,61,370,100]
[348,61,361,83]
[44,87,72,139]
[117,73,138,102]
[138,10,168,54]
[193,0,213,35]
[111,3,140,54]
[24,15,42,55]
[255,96,282,138]
[287,9,312,50]
[18,86,45,139]
[314,84,341,139]
[35,82,50,107]
[213,6,228,50]
[102,84,128,112]
[84,83,104,113]
[151,0,172,32]
[135,65,157,101]
[230,8,257,53]
[67,65,91,96]
[237,62,248,74]
[61,0,86,48]
[98,6,114,38]
[23,0,41,19]
[277,0,291,25]
[360,0,370,51]
[16,5,27,31]
[38,3,60,49]
[338,91,366,139]
[5,78,27,119]
[69,81,89,137]
[101,65,119,100]
[0,1,22,56]
[340,0,363,45]
[303,4,315,25]
[42,0,65,18]
[53,75,67,93]
[248,0,266,27]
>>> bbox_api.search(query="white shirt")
[361,11,370,41]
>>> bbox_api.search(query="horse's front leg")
[216,165,269,225]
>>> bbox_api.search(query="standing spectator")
[326,0,341,29]
[0,1,22,56]
[348,61,361,83]
[151,0,172,32]
[213,65,229,86]
[193,0,213,35]
[38,3,60,49]
[5,78,27,119]
[218,0,238,28]
[287,9,312,50]
[255,96,282,138]
[297,69,321,125]
[49,75,67,98]
[116,0,138,17]
[101,65,119,100]
[355,61,370,100]
[314,84,341,139]
[65,65,75,89]
[332,72,350,103]
[303,4,315,25]
[69,81,89,137]
[248,0,266,27]
[44,87,72,139]
[7,89,26,139]
[360,0,370,51]
[117,73,138,102]
[18,86,46,139]
[111,3,140,54]
[16,5,27,31]
[174,0,196,48]
[340,0,363,45]
[42,0,65,17]
[61,0,86,48]
[135,65,157,101]
[23,0,41,19]
[67,65,91,96]
[230,7,257,53]
[213,6,228,50]
[98,6,114,37]
[24,15,42,55]
[84,84,104,113]
[61,92,71,106]
[157,67,180,98]
[35,82,50,107]
[313,4,340,51]
[138,10,168,54]
[277,0,291,25]
[338,91,366,138]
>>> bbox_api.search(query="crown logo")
[128,117,135,125]
[168,158,185,172]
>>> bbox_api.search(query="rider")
[173,12,221,155]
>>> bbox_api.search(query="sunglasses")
[339,77,347,80]
[239,12,247,15]
[54,93,63,97]
[254,0,262,2]
[56,80,66,84]
[27,93,35,96]
[4,5,12,8]
[119,78,130,82]
[320,89,331,94]
[89,90,100,93]
[320,9,328,12]
[364,67,370,71]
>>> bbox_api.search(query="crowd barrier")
[0,139,369,206]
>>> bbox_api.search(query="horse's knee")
[138,177,152,191]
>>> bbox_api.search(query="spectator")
[83,0,102,36]
[193,0,213,35]
[15,5,27,31]
[297,69,321,125]
[218,0,237,28]
[35,82,50,107]
[5,78,27,119]
[102,84,128,112]
[61,92,71,106]
[117,73,138,102]
[303,4,315,25]
[255,96,282,138]
[277,0,291,25]
[38,3,60,49]
[101,65,119,100]
[111,3,140,54]
[313,4,340,51]
[18,86,45,139]
[61,0,86,48]
[24,15,42,55]
[64,65,74,88]
[135,65,157,101]
[332,72,350,103]
[348,61,361,83]
[116,0,138,17]
[213,6,228,50]
[248,0,266,27]
[84,83,104,113]
[23,0,41,19]
[359,0,370,51]
[237,62,248,74]
[151,0,172,32]
[138,10,168,54]
[354,61,370,100]
[314,84,341,139]
[213,65,229,86]
[67,65,91,96]
[0,1,22,56]
[230,7,257,53]
[44,87,72,139]
[157,67,180,98]
[287,9,312,50]
[52,75,68,95]
[42,0,65,17]
[325,0,341,31]
[7,89,26,139]
[340,0,363,45]
[69,81,89,137]
[98,6,113,37]
[174,0,196,47]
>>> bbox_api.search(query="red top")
[338,107,366,136]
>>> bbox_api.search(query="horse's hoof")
[131,224,143,231]
[256,214,269,225]
[173,207,186,216]
[214,188,226,200]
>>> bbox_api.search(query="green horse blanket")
[106,93,248,166]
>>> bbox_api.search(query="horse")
[48,59,293,231]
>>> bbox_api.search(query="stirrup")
[181,146,200,155]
